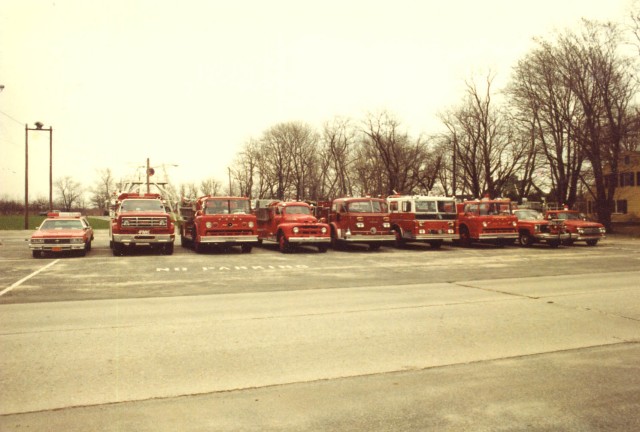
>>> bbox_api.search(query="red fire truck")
[179,196,258,253]
[110,193,175,256]
[387,195,457,248]
[254,200,331,253]
[316,197,395,250]
[456,198,519,246]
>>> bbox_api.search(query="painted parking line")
[0,259,60,297]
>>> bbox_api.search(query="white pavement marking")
[0,259,60,297]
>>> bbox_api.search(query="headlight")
[512,221,517,227]
[578,228,584,234]
[30,238,44,244]
[535,225,540,232]
[70,238,84,244]
[248,221,254,228]
[482,221,488,228]
[383,222,390,228]
[122,219,130,226]
[356,222,365,228]
[292,227,299,234]
[321,227,327,234]
[205,222,213,229]
[600,228,606,233]
[158,219,167,227]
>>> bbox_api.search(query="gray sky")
[0,0,632,201]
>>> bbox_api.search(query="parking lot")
[1,230,639,430]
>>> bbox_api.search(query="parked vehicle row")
[28,195,607,258]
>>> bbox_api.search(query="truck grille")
[296,225,326,236]
[122,217,167,228]
[44,238,72,244]
[206,229,254,236]
[581,227,601,235]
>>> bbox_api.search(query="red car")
[544,210,606,246]
[29,212,94,258]
[513,209,569,248]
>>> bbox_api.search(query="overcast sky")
[0,0,633,201]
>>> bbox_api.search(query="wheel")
[32,250,42,258]
[459,226,472,247]
[86,240,92,251]
[278,234,289,253]
[369,243,381,251]
[317,245,328,253]
[78,246,87,257]
[194,241,204,254]
[241,244,253,253]
[430,241,443,249]
[180,234,188,247]
[393,228,406,248]
[112,242,124,256]
[586,239,599,246]
[330,229,343,250]
[563,239,575,246]
[518,232,534,247]
[162,243,174,255]
[548,240,560,248]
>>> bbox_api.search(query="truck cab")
[179,196,258,253]
[456,198,518,246]
[110,193,175,256]
[320,197,395,250]
[387,195,457,248]
[254,200,330,253]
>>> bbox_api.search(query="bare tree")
[199,178,222,196]
[319,117,357,198]
[91,168,115,214]
[55,176,83,211]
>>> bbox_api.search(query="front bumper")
[113,233,175,245]
[408,233,458,241]
[29,243,85,251]
[340,234,396,242]
[287,236,331,244]
[478,233,519,240]
[570,233,606,241]
[198,235,259,244]
[534,232,571,242]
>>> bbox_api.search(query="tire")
[330,229,343,250]
[586,239,599,246]
[317,245,328,253]
[393,228,406,248]
[194,241,204,254]
[563,239,575,246]
[112,242,124,256]
[278,234,289,253]
[32,250,42,258]
[369,243,381,251]
[518,232,534,247]
[241,244,253,253]
[162,243,174,255]
[180,234,188,247]
[86,240,92,252]
[430,241,443,249]
[548,240,560,248]
[459,226,472,247]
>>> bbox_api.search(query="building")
[589,151,640,222]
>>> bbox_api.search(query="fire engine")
[544,209,606,246]
[387,195,457,248]
[254,200,331,253]
[109,193,175,256]
[316,197,395,250]
[456,198,519,246]
[179,196,258,253]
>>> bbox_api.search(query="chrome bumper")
[199,235,259,244]
[113,234,175,244]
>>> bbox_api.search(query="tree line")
[2,16,638,231]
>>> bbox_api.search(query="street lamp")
[24,122,53,230]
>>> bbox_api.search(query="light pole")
[24,122,53,230]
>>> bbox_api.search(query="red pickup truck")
[513,209,569,248]
[544,209,606,246]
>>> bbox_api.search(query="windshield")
[555,212,581,220]
[347,200,388,213]
[515,210,542,220]
[414,200,456,214]
[283,205,310,215]
[120,199,165,212]
[465,201,512,215]
[40,219,85,230]
[204,199,250,215]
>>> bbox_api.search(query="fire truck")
[387,195,457,248]
[513,208,569,248]
[254,200,331,253]
[316,197,395,250]
[179,196,258,253]
[456,198,519,246]
[110,193,175,256]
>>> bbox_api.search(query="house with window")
[588,151,640,222]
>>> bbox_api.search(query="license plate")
[52,247,62,252]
